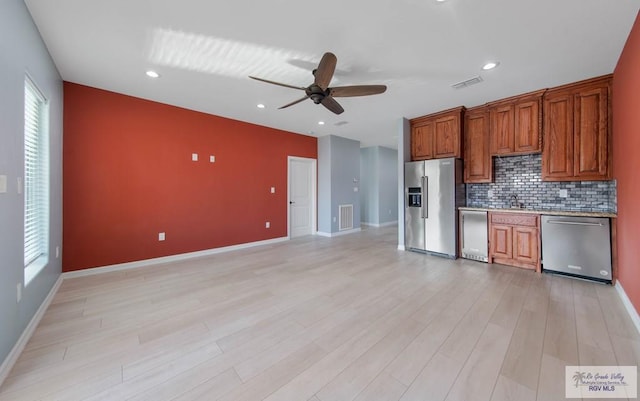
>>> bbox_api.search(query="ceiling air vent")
[334,121,349,126]
[451,76,484,89]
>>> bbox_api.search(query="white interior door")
[288,157,316,238]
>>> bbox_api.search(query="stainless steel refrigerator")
[405,158,465,258]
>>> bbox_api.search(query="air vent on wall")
[451,76,484,89]
[334,121,349,127]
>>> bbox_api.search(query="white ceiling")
[24,0,640,149]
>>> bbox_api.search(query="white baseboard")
[316,228,362,238]
[397,245,406,251]
[63,236,289,279]
[0,275,63,387]
[615,281,640,335]
[361,221,398,228]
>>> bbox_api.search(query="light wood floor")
[1,226,639,401]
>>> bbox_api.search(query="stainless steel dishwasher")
[459,210,488,262]
[541,215,612,283]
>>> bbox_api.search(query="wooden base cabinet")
[489,212,541,272]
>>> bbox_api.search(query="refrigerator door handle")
[422,176,428,219]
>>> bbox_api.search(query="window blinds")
[24,77,48,267]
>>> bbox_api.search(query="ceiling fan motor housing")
[306,85,327,104]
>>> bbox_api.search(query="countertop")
[458,207,616,218]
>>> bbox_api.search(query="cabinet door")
[464,109,492,183]
[513,226,539,267]
[490,225,512,260]
[433,114,461,158]
[490,104,514,155]
[542,93,574,180]
[411,123,434,160]
[514,99,541,154]
[574,86,609,179]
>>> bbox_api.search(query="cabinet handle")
[546,220,602,226]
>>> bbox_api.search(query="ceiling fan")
[249,52,387,115]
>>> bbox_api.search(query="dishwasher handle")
[545,219,603,227]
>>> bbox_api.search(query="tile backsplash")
[466,154,617,213]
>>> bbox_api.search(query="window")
[24,76,49,284]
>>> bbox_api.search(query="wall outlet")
[333,216,337,223]
[488,189,494,198]
[158,232,166,241]
[209,155,215,163]
[0,175,7,193]
[16,177,22,194]
[16,283,22,303]
[192,153,198,161]
[353,187,358,192]
[389,209,392,215]
[56,246,60,258]
[270,187,275,194]
[559,189,568,198]
[265,222,270,228]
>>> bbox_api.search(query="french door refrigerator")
[405,158,465,258]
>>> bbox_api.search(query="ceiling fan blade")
[321,96,344,115]
[314,52,337,90]
[330,85,387,97]
[249,76,306,90]
[278,95,310,109]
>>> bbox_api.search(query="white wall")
[397,118,410,249]
[0,0,63,367]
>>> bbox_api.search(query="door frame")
[287,156,317,239]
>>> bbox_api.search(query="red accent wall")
[63,82,317,271]
[613,11,640,311]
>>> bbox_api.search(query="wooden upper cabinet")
[574,86,609,179]
[490,104,514,155]
[434,112,462,158]
[489,91,543,156]
[542,93,574,178]
[514,99,541,153]
[411,121,434,160]
[410,107,464,161]
[542,75,611,181]
[464,106,492,183]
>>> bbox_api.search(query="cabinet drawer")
[490,213,539,227]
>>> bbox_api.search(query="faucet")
[510,194,520,208]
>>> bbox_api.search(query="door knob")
[289,201,295,204]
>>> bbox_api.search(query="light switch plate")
[270,187,275,193]
[158,232,165,241]
[265,222,270,228]
[210,155,215,163]
[192,153,198,161]
[0,175,7,193]
[559,189,568,198]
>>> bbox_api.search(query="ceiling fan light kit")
[249,52,387,115]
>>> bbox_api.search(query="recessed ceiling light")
[436,0,447,2]
[482,62,500,70]
[146,70,160,78]
[257,104,265,109]
[318,121,325,125]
